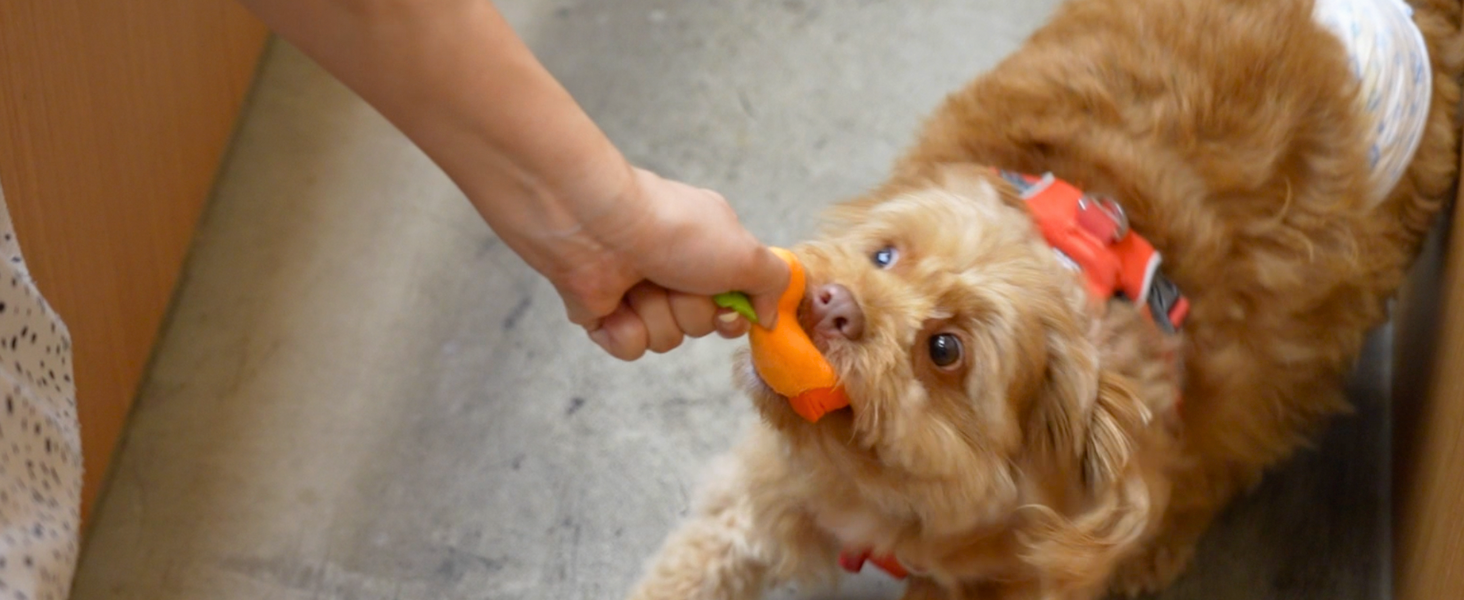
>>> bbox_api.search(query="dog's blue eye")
[872,246,898,268]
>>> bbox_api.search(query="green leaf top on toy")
[713,291,758,324]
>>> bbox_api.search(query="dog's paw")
[1107,538,1195,597]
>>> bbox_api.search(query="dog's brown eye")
[928,333,962,368]
[872,246,898,268]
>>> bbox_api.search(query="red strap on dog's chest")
[996,171,1189,333]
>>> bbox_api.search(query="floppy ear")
[1025,326,1099,478]
[1024,295,1153,495]
[1078,370,1151,491]
[1020,334,1155,590]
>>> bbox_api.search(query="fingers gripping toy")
[714,248,849,423]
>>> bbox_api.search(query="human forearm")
[237,0,640,272]
[238,0,788,360]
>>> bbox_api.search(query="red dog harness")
[837,171,1190,581]
[998,170,1189,331]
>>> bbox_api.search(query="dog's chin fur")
[630,1,1464,598]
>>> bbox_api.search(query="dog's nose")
[810,284,864,341]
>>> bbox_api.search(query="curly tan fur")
[628,0,1463,598]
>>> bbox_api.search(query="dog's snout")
[810,284,864,341]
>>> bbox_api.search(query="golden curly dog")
[630,0,1463,598]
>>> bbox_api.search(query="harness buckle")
[1078,196,1130,242]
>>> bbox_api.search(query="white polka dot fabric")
[1313,0,1433,207]
[0,182,82,600]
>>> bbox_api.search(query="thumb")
[732,244,790,328]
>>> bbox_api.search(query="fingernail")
[588,328,612,348]
[718,312,740,324]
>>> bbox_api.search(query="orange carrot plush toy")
[714,248,849,422]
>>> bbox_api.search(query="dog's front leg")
[626,511,771,600]
[626,454,837,600]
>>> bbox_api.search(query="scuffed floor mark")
[501,296,533,331]
[566,397,587,417]
[434,546,506,585]
[216,555,327,594]
[216,546,510,598]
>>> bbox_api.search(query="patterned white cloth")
[1313,0,1433,206]
[0,181,83,600]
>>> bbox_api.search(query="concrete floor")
[70,2,1392,599]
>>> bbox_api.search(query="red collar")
[996,171,1189,332]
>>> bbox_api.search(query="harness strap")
[996,171,1189,332]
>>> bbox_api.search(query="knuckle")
[650,336,683,354]
[561,272,627,317]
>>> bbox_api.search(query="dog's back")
[884,0,1461,592]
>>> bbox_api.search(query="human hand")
[544,168,789,360]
